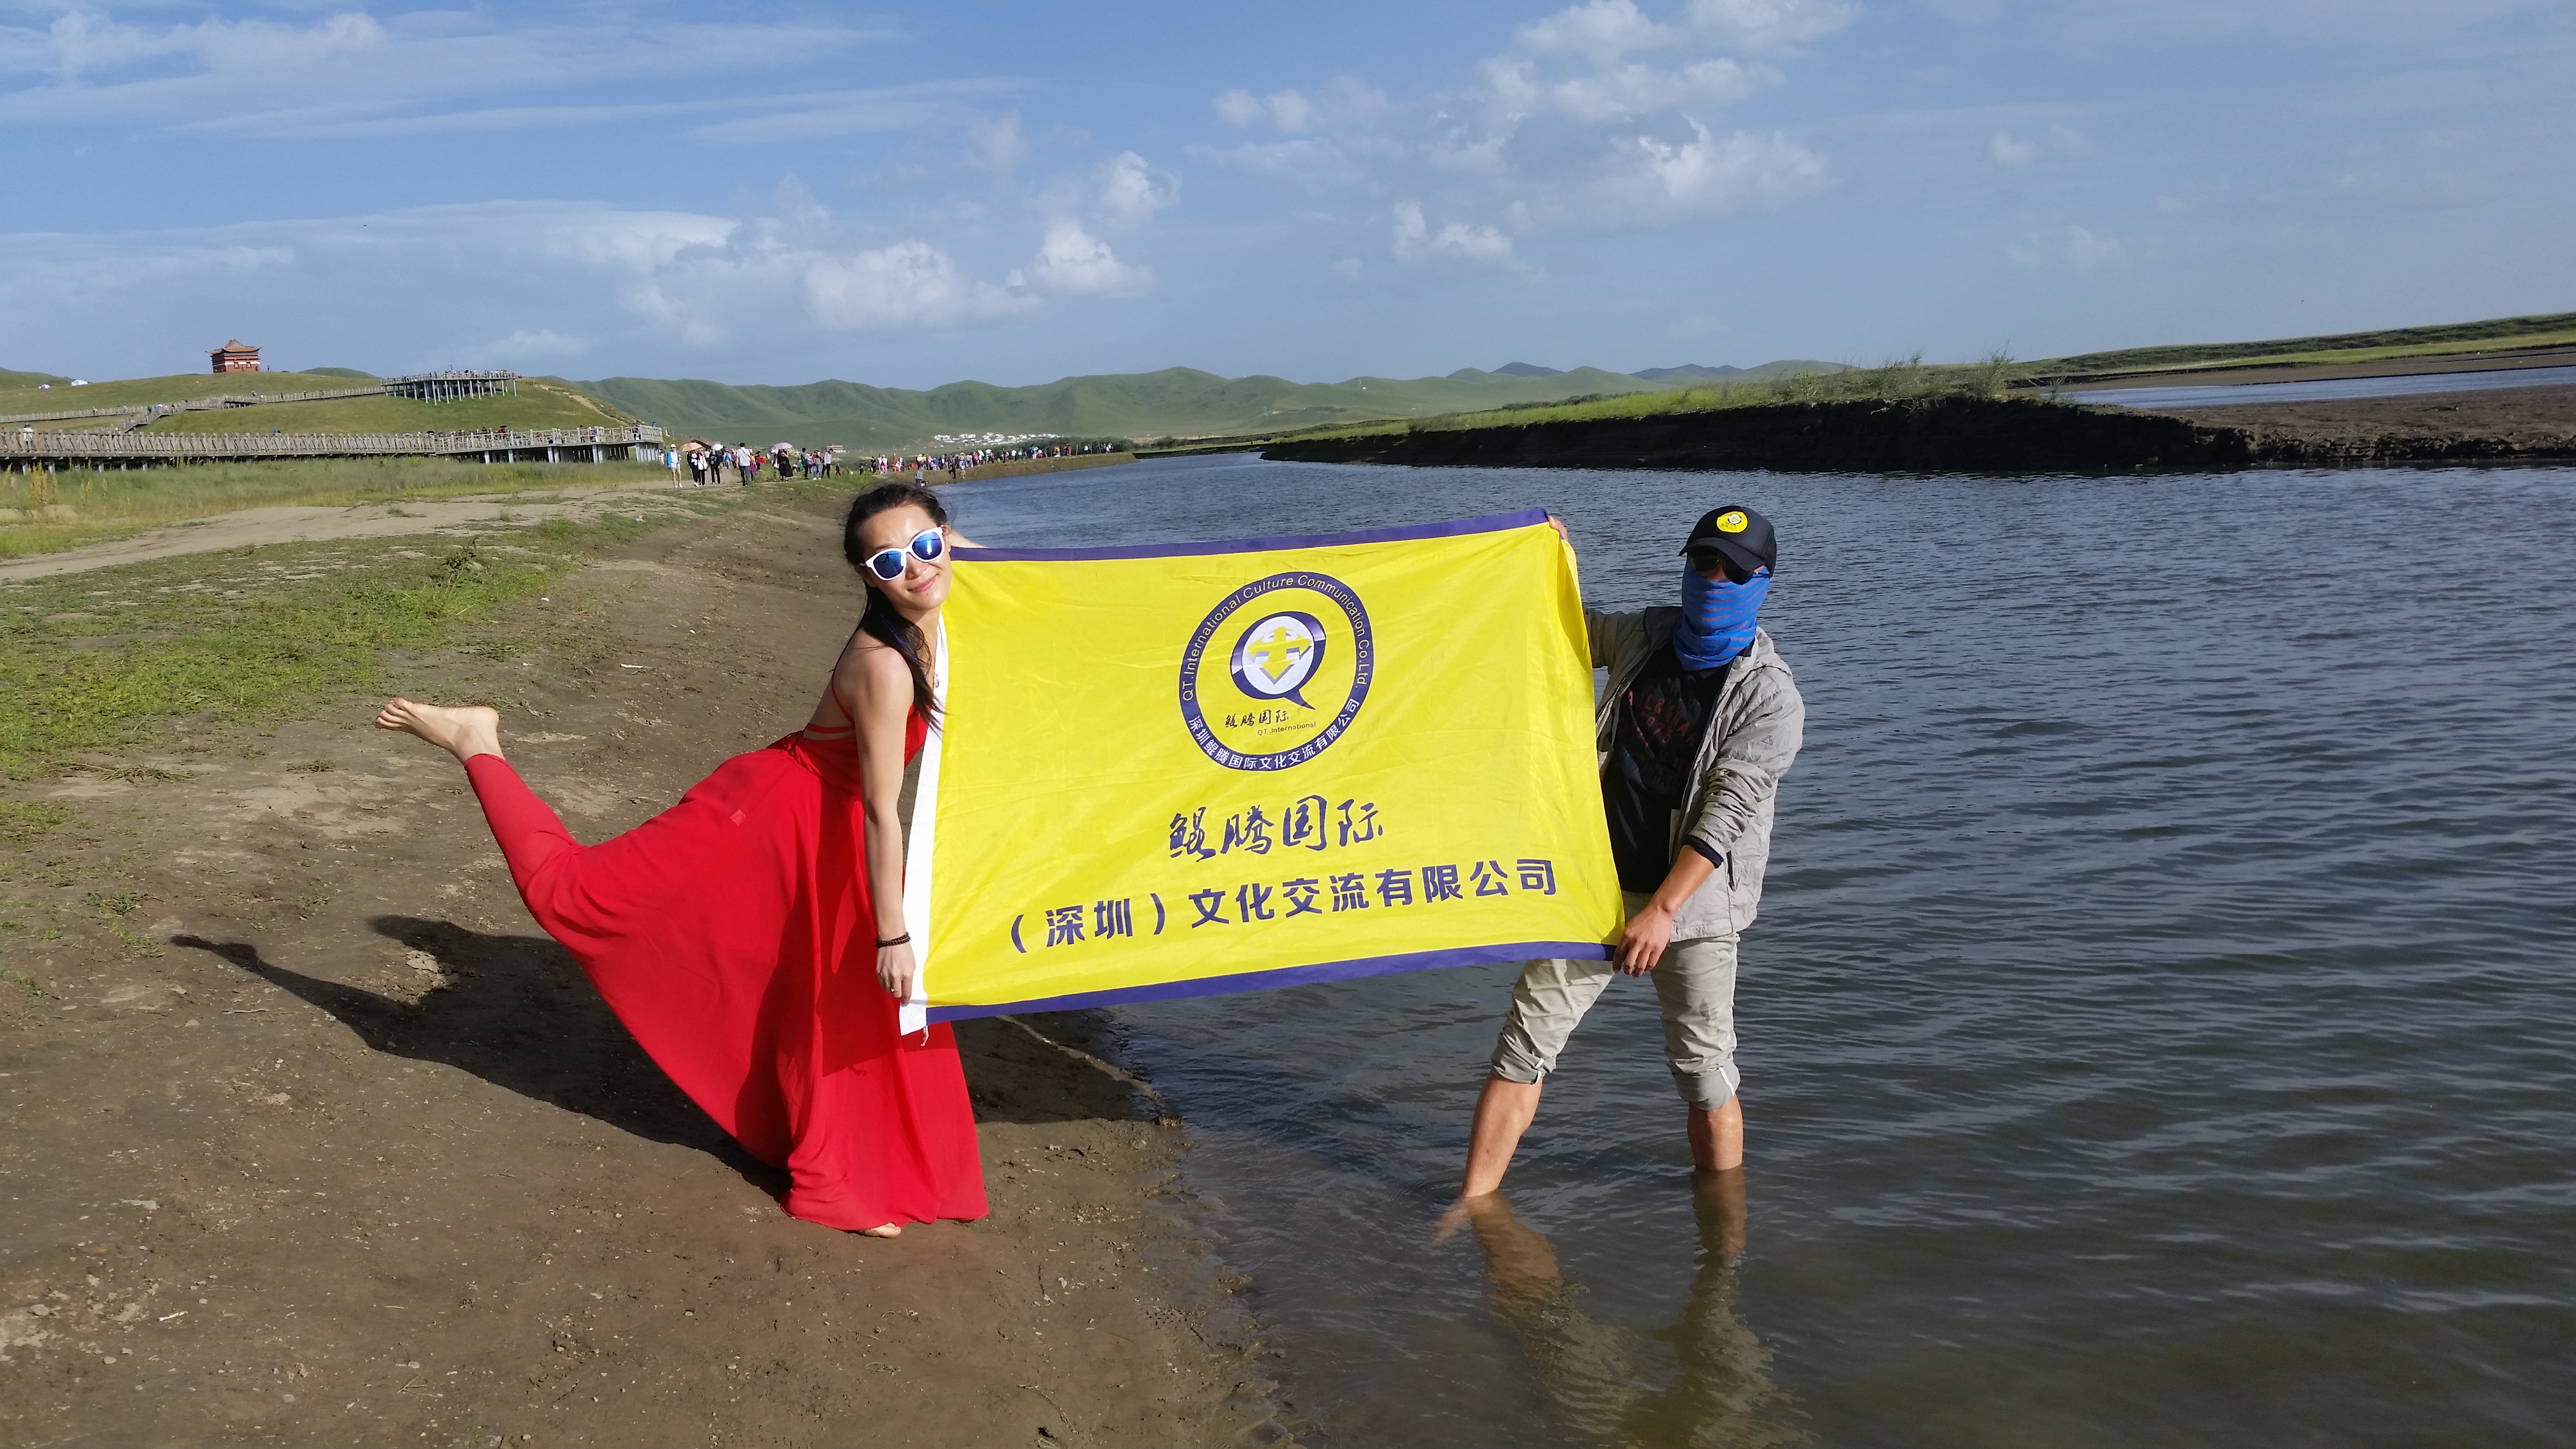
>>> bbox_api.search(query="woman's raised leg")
[376,698,580,894]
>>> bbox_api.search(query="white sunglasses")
[865,528,946,581]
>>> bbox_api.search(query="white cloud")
[1204,0,1847,264]
[1214,87,1318,132]
[0,11,926,138]
[1511,0,1856,62]
[2009,223,2125,271]
[1684,0,1861,50]
[1390,202,1517,266]
[1090,152,1181,229]
[1988,122,2091,166]
[965,112,1030,176]
[0,191,1165,369]
[805,242,1034,331]
[0,237,295,299]
[1927,0,2551,50]
[472,328,590,363]
[1479,53,1771,123]
[1617,122,1824,214]
[1015,221,1154,296]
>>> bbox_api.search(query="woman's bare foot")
[374,698,503,763]
[858,1223,903,1239]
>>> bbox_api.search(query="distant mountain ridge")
[573,359,1846,450]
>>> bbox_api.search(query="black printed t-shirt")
[1602,643,1732,893]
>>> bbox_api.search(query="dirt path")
[0,484,727,584]
[0,502,1288,1446]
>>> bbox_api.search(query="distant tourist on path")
[1459,504,1804,1199]
[372,483,990,1237]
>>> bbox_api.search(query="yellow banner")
[902,509,1621,1025]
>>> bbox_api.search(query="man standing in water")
[1461,504,1804,1196]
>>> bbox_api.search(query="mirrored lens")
[867,548,909,580]
[909,528,945,562]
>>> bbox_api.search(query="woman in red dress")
[373,483,986,1237]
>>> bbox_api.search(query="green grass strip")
[0,534,575,777]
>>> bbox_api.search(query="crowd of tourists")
[670,440,1124,489]
[868,441,1124,483]
[667,441,846,486]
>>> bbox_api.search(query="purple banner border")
[954,507,1548,564]
[924,937,1610,1024]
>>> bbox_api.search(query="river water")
[949,454,2576,1448]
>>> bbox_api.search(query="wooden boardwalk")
[4,424,665,467]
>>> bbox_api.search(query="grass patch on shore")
[2029,311,2576,380]
[0,456,670,560]
[0,496,732,778]
[132,378,635,436]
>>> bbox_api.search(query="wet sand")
[0,500,1287,1445]
[2131,380,2576,457]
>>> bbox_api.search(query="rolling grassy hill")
[574,362,1849,451]
[0,371,636,435]
[573,366,1663,450]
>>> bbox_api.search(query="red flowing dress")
[458,708,987,1231]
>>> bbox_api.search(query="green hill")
[577,365,1705,451]
[1,367,73,390]
[0,371,635,435]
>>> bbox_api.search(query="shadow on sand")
[176,917,784,1195]
[176,915,1153,1151]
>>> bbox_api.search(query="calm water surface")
[949,455,2576,1448]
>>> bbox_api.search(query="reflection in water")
[1465,1175,1804,1448]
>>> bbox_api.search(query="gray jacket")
[1589,608,1804,936]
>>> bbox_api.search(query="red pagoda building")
[209,339,261,373]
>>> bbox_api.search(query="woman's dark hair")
[842,483,950,724]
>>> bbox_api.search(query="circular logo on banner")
[1179,572,1373,771]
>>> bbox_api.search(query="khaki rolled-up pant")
[1489,895,1741,1110]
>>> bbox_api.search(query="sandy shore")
[0,499,1288,1445]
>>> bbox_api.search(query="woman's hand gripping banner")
[899,508,1620,1029]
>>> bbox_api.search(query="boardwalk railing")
[4,424,665,466]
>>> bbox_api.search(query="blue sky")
[2,0,2568,387]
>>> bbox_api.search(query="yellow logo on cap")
[1716,511,1749,533]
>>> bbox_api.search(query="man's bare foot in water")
[859,1223,902,1239]
[374,698,503,763]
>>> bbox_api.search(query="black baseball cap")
[1681,505,1777,576]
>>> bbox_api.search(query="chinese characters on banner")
[901,509,1623,1027]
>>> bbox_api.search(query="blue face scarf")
[1675,565,1770,670]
